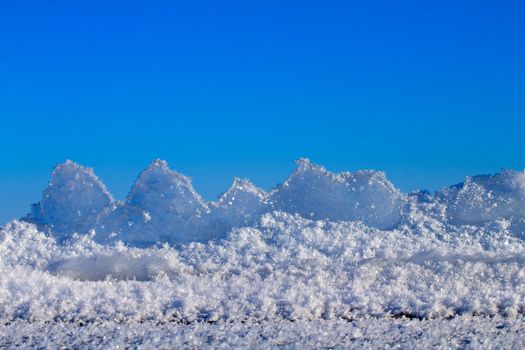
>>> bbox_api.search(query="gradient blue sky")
[1,0,525,223]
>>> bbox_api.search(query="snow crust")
[3,159,525,328]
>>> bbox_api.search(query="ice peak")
[53,159,93,177]
[60,159,77,167]
[272,158,405,229]
[133,159,192,188]
[49,160,112,198]
[231,177,260,191]
[294,157,324,173]
[126,159,206,216]
[148,159,169,170]
[25,160,113,234]
[219,178,266,202]
[295,157,312,166]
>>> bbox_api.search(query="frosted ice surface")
[270,158,406,229]
[207,178,269,232]
[126,159,207,217]
[96,159,211,244]
[22,159,525,244]
[440,169,525,232]
[23,160,114,240]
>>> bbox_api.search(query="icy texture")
[3,212,525,324]
[7,160,525,347]
[441,169,525,228]
[24,158,410,244]
[22,159,525,244]
[24,160,114,239]
[270,158,405,229]
[3,316,525,349]
[96,160,211,244]
[208,178,269,232]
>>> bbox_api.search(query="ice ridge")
[22,159,525,245]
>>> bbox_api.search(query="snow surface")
[4,159,525,347]
[3,211,525,323]
[3,316,525,349]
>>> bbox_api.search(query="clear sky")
[1,0,525,223]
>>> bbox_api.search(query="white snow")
[5,159,525,347]
[3,316,525,349]
[3,211,525,323]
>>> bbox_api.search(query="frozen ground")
[2,316,525,349]
[2,159,525,348]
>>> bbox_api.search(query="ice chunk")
[441,169,525,226]
[96,160,211,244]
[270,158,406,229]
[206,178,269,232]
[126,159,207,217]
[24,160,113,239]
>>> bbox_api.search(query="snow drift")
[2,159,525,323]
[2,212,525,323]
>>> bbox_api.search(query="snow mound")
[270,158,406,229]
[23,160,114,240]
[206,178,269,233]
[440,169,525,229]
[96,159,211,244]
[2,213,525,323]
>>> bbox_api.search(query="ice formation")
[22,158,525,244]
[440,169,525,228]
[24,158,411,244]
[23,160,114,240]
[2,158,525,326]
[270,158,405,229]
[96,159,211,245]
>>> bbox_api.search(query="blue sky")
[1,0,524,223]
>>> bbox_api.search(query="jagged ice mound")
[441,169,525,226]
[24,160,115,238]
[22,158,525,245]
